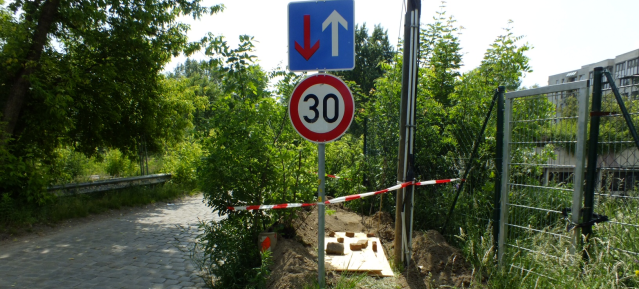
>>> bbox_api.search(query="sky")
[167,0,639,88]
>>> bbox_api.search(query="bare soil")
[266,204,475,289]
[411,231,473,288]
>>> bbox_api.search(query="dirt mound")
[266,238,317,289]
[267,208,473,289]
[363,211,395,242]
[292,206,365,248]
[267,206,368,289]
[411,230,472,288]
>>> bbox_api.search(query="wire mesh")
[444,91,499,234]
[502,83,589,275]
[362,84,498,235]
[592,71,639,261]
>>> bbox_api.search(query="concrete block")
[326,242,345,255]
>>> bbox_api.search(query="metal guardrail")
[47,173,172,196]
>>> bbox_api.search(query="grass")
[454,212,639,289]
[0,182,197,234]
[303,272,369,289]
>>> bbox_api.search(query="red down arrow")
[294,15,320,60]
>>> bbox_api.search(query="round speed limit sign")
[289,74,355,143]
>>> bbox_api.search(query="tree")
[0,0,223,203]
[359,8,534,230]
[0,0,11,41]
[334,24,395,140]
[335,23,395,96]
[0,0,222,154]
[420,6,463,106]
[192,37,320,288]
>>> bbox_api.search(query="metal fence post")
[582,67,603,260]
[442,90,500,235]
[318,143,326,288]
[498,92,512,265]
[570,83,589,253]
[493,86,505,251]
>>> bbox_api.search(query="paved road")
[0,194,222,289]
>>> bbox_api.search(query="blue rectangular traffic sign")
[288,0,355,71]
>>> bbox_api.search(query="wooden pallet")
[324,232,394,277]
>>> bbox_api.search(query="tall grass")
[456,219,639,288]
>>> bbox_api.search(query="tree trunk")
[2,0,61,137]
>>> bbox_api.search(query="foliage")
[325,134,366,201]
[0,0,219,203]
[334,23,394,97]
[478,20,533,91]
[0,192,14,222]
[420,4,463,106]
[53,147,91,182]
[332,24,394,154]
[159,138,202,185]
[2,0,220,154]
[0,133,55,205]
[0,0,12,46]
[104,149,138,177]
[189,34,322,288]
[475,231,637,288]
[362,54,403,192]
[250,250,274,289]
[192,216,262,289]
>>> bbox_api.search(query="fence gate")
[588,68,639,263]
[498,81,590,275]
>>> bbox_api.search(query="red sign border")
[289,74,354,143]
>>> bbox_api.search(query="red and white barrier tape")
[227,178,462,211]
[415,178,461,186]
[324,182,412,204]
[229,202,317,211]
[327,174,348,180]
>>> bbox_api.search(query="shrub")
[159,140,202,185]
[105,149,137,177]
[192,215,262,288]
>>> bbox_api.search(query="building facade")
[548,48,639,97]
[544,49,639,194]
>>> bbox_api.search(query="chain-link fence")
[438,89,500,238]
[361,80,500,235]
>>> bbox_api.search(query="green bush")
[192,215,262,288]
[250,249,273,289]
[50,147,91,184]
[105,149,137,177]
[160,140,202,185]
[0,193,14,222]
[0,144,56,205]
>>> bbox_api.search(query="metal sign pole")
[318,143,326,288]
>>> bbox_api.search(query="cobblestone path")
[0,194,221,289]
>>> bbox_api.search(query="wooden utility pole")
[394,0,421,267]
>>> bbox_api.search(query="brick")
[325,242,345,255]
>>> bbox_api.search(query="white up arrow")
[322,10,348,57]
